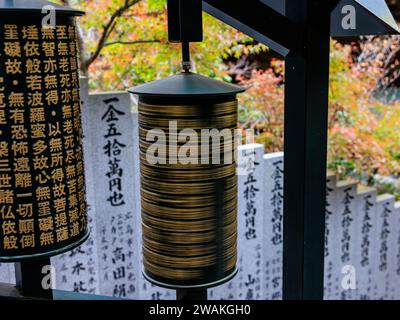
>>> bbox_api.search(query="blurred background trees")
[56,0,400,197]
[59,0,246,88]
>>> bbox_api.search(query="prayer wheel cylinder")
[129,72,244,288]
[0,2,88,261]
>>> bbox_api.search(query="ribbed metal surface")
[138,97,238,288]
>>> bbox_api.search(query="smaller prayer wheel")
[129,71,244,288]
[0,1,88,262]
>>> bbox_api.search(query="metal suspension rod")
[182,42,191,72]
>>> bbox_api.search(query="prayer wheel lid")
[129,72,245,98]
[0,0,84,16]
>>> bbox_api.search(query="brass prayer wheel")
[129,72,244,288]
[0,1,88,261]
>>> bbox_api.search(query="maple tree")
[239,41,400,195]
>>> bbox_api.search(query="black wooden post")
[14,258,54,300]
[176,288,208,300]
[282,0,332,300]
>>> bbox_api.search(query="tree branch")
[104,39,161,47]
[82,0,142,71]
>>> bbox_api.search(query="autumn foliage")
[239,42,400,189]
[60,1,400,194]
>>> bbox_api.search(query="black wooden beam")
[282,0,333,300]
[168,0,203,42]
[15,258,54,299]
[284,0,308,22]
[202,0,304,56]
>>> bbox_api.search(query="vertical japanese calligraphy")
[89,93,140,299]
[374,195,395,300]
[0,16,88,261]
[263,152,284,300]
[353,188,376,300]
[394,202,400,299]
[340,183,357,299]
[323,173,336,300]
[52,79,100,294]
[236,144,263,300]
[102,98,126,208]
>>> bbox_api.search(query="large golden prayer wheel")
[0,1,88,261]
[129,72,244,288]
